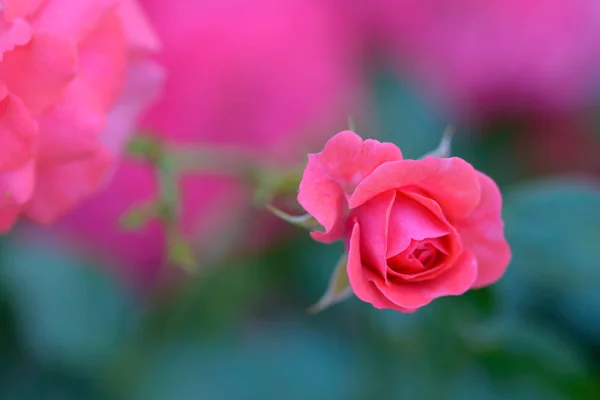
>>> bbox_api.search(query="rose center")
[386,239,444,275]
[413,242,437,266]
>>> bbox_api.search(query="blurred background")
[2,0,600,398]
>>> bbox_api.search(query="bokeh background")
[2,0,600,398]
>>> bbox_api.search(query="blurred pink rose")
[0,0,164,231]
[298,131,510,312]
[367,0,600,121]
[56,0,361,288]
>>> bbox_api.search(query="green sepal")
[307,253,353,314]
[421,125,455,159]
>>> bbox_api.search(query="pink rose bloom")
[0,0,164,232]
[56,0,361,288]
[298,131,511,312]
[368,0,600,120]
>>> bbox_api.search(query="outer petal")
[346,222,414,312]
[3,0,44,20]
[36,79,105,164]
[25,149,111,224]
[0,18,32,58]
[39,83,106,165]
[76,11,127,111]
[0,33,77,114]
[31,0,118,44]
[309,130,403,193]
[298,155,346,243]
[298,130,402,243]
[372,250,478,309]
[117,0,161,53]
[100,59,166,156]
[0,161,36,205]
[350,157,481,221]
[0,205,19,232]
[0,92,38,170]
[457,172,511,288]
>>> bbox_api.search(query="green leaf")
[307,253,352,314]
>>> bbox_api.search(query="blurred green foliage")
[1,75,600,399]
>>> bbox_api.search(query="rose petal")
[387,238,446,277]
[298,156,346,243]
[117,0,161,53]
[346,222,414,312]
[386,192,450,258]
[350,157,481,221]
[0,33,77,114]
[457,172,511,288]
[353,190,396,277]
[298,130,402,243]
[0,160,36,206]
[386,190,464,282]
[313,130,403,193]
[0,205,19,232]
[0,18,33,58]
[101,59,166,156]
[25,149,111,224]
[76,11,128,111]
[31,0,118,44]
[36,78,106,163]
[3,0,44,20]
[0,92,38,170]
[372,250,478,309]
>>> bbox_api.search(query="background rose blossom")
[363,0,600,122]
[0,0,164,232]
[53,0,362,288]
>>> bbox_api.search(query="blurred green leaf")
[372,72,446,158]
[453,119,532,188]
[501,180,600,294]
[475,319,599,399]
[0,236,141,372]
[131,324,366,400]
[558,288,600,345]
[0,360,105,400]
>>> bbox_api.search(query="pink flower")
[298,131,511,312]
[55,0,361,287]
[368,0,600,120]
[0,0,164,232]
